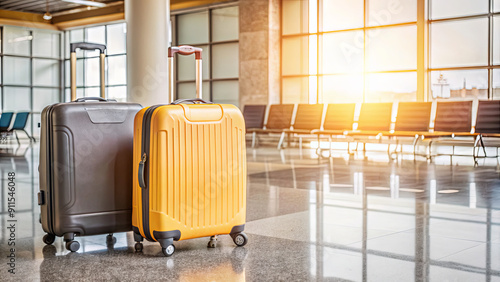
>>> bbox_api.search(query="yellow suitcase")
[132,46,247,256]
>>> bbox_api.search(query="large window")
[281,0,500,103]
[63,23,127,102]
[429,0,497,100]
[0,25,62,138]
[172,4,239,106]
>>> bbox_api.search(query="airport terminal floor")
[1,144,499,281]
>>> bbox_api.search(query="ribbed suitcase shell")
[132,103,246,241]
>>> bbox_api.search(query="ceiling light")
[8,36,33,43]
[43,12,52,20]
[437,189,460,194]
[43,0,52,21]
[62,0,107,8]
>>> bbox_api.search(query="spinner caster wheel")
[232,233,248,247]
[162,244,175,257]
[43,233,56,245]
[135,242,143,252]
[106,234,117,245]
[207,235,218,248]
[207,240,217,248]
[65,240,80,252]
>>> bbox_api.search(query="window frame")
[427,1,499,100]
[0,25,63,138]
[280,0,500,103]
[63,22,128,102]
[172,2,240,104]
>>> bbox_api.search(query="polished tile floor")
[1,143,500,281]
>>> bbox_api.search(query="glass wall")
[281,0,500,103]
[173,4,240,106]
[0,25,62,138]
[429,0,496,100]
[63,23,127,102]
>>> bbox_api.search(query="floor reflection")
[0,144,498,281]
[247,147,500,281]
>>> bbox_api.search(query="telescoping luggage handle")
[70,42,106,101]
[168,45,203,103]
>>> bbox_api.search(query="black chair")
[247,104,295,149]
[472,100,500,162]
[243,105,267,131]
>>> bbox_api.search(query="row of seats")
[242,101,500,161]
[0,112,35,145]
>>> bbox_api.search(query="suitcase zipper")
[140,105,162,241]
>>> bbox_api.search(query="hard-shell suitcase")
[38,42,142,252]
[132,45,248,256]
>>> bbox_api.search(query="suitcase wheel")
[106,234,117,245]
[207,235,218,248]
[162,244,175,257]
[207,240,217,248]
[65,240,80,252]
[232,232,248,247]
[134,242,143,252]
[43,233,56,245]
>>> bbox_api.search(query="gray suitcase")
[38,42,141,252]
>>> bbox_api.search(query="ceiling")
[0,0,115,15]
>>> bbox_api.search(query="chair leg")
[428,141,433,161]
[412,136,419,161]
[315,134,321,157]
[451,146,454,163]
[14,131,20,145]
[252,132,257,148]
[277,132,286,150]
[480,135,487,157]
[473,135,481,165]
[328,135,332,157]
[299,136,303,151]
[23,129,34,143]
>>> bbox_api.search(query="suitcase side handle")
[73,97,117,102]
[171,98,212,105]
[138,153,146,189]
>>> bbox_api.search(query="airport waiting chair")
[346,103,393,153]
[243,105,267,147]
[312,103,356,156]
[383,102,433,157]
[471,100,500,163]
[247,104,295,149]
[353,103,393,133]
[475,100,500,134]
[243,105,267,130]
[6,112,35,145]
[420,101,474,161]
[433,101,473,134]
[393,102,433,133]
[281,104,324,149]
[0,112,14,132]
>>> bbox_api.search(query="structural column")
[125,0,170,106]
[416,0,427,102]
[239,0,281,107]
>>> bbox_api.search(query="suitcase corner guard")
[153,230,181,241]
[230,224,245,236]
